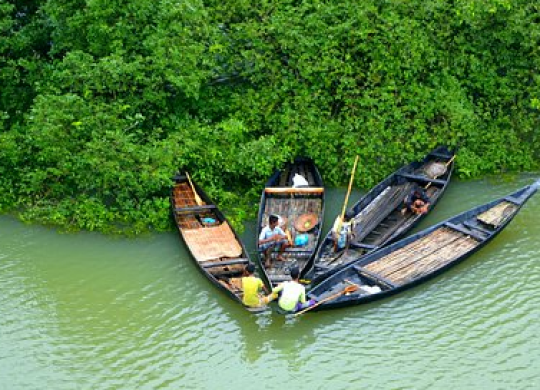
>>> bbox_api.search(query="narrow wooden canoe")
[305,179,540,311]
[304,146,455,285]
[256,157,325,287]
[170,173,266,312]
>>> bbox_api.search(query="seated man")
[259,214,291,268]
[401,186,431,215]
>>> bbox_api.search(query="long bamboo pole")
[334,156,360,235]
[340,155,360,221]
[185,172,203,206]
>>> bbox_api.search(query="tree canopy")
[1,0,539,234]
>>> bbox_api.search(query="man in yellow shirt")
[241,263,268,308]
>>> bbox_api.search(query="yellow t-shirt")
[242,276,264,307]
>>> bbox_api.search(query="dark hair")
[269,214,279,224]
[245,263,256,274]
[290,266,300,279]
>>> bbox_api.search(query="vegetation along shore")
[1,1,538,234]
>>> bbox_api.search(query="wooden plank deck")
[477,201,517,227]
[364,227,478,286]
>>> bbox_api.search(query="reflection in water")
[1,175,540,389]
[227,302,320,366]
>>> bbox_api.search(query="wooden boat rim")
[264,187,324,194]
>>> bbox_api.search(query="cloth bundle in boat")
[182,222,243,261]
[295,213,318,232]
[292,173,309,187]
[425,162,447,178]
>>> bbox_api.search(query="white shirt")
[259,225,286,241]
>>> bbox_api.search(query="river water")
[1,175,539,390]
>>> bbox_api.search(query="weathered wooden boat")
[304,179,540,312]
[171,172,266,312]
[256,157,325,287]
[304,146,455,285]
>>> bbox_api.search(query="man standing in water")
[241,263,268,308]
[266,266,316,313]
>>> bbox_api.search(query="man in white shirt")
[259,214,291,268]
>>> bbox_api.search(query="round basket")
[294,213,319,232]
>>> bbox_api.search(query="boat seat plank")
[265,187,324,194]
[428,152,453,160]
[463,220,493,235]
[201,258,250,268]
[175,205,217,214]
[270,276,293,284]
[444,222,485,241]
[353,265,396,289]
[397,173,446,186]
[313,264,331,271]
[504,196,521,205]
[350,242,377,250]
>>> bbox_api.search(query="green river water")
[1,175,539,390]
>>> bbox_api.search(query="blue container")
[294,234,309,246]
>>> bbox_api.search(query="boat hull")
[305,146,455,285]
[256,157,325,288]
[306,179,540,311]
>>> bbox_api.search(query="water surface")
[1,176,539,389]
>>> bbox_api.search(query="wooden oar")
[344,279,361,288]
[294,284,359,317]
[185,172,203,206]
[334,155,360,235]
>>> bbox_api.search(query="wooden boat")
[171,172,266,312]
[304,146,455,285]
[304,179,540,312]
[256,157,325,287]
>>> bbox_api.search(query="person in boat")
[265,266,316,313]
[401,185,431,215]
[241,263,268,308]
[259,214,291,268]
[331,214,355,251]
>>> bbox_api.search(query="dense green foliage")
[1,0,539,234]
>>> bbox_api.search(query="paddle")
[294,284,359,317]
[185,172,203,206]
[334,155,360,237]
